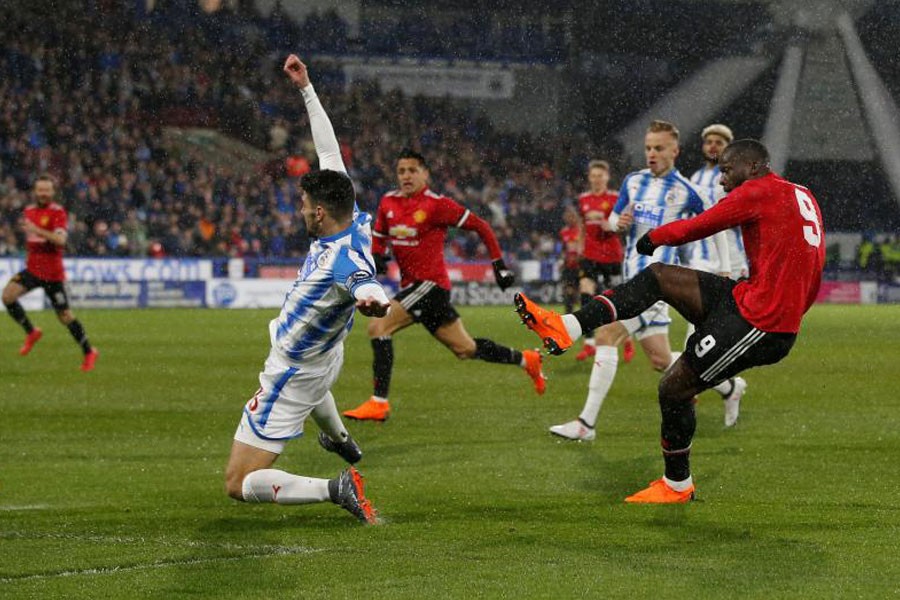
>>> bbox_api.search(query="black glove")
[492,259,515,290]
[636,232,658,256]
[374,253,389,275]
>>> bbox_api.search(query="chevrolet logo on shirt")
[389,224,418,239]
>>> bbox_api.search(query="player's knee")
[2,289,16,305]
[452,345,475,360]
[56,310,74,324]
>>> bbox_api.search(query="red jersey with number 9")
[649,173,825,333]
[23,202,68,282]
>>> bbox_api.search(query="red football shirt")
[24,202,68,281]
[559,225,581,269]
[578,191,623,264]
[372,187,501,290]
[649,173,825,333]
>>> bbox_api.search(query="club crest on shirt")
[40,216,50,226]
[413,209,427,224]
[316,247,334,268]
[665,191,679,205]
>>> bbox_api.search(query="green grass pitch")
[1,304,898,598]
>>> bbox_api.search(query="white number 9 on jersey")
[794,188,821,247]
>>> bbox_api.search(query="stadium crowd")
[0,1,594,264]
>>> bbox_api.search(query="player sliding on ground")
[515,139,825,503]
[342,148,546,422]
[224,55,389,524]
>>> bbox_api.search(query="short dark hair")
[396,148,428,169]
[723,139,770,165]
[299,169,355,221]
[34,173,58,188]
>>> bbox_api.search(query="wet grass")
[1,304,898,598]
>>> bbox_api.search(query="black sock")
[572,267,662,333]
[564,293,575,314]
[67,319,92,354]
[372,337,393,398]
[660,399,696,482]
[579,293,595,337]
[474,338,523,365]
[5,302,34,333]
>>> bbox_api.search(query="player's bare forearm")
[24,222,66,246]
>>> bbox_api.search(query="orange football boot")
[522,349,546,395]
[343,397,391,422]
[81,348,99,372]
[624,478,695,504]
[623,338,636,363]
[575,343,596,362]
[513,293,573,355]
[19,328,43,356]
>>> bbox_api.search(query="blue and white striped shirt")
[270,209,378,362]
[689,164,748,276]
[612,168,713,281]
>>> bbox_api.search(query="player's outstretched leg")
[625,358,706,504]
[4,300,42,355]
[472,338,546,395]
[313,392,362,463]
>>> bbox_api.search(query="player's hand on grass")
[492,259,515,290]
[283,54,310,88]
[356,297,391,318]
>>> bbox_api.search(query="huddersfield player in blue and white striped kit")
[686,124,749,427]
[687,124,749,279]
[224,56,389,524]
[550,120,731,441]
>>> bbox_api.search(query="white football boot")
[549,419,596,441]
[723,376,747,428]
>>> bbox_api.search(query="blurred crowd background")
[2,0,899,277]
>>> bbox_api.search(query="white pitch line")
[0,546,318,584]
[0,505,51,512]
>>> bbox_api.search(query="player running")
[342,149,546,422]
[224,55,389,524]
[573,160,627,362]
[687,124,750,426]
[2,174,98,371]
[559,206,582,314]
[548,120,731,442]
[517,139,825,503]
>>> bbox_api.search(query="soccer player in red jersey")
[343,149,546,422]
[574,160,626,361]
[558,206,582,314]
[2,175,98,371]
[515,140,825,502]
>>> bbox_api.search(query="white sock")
[584,337,596,347]
[712,378,734,397]
[561,314,583,341]
[241,469,331,504]
[371,395,388,404]
[311,392,350,442]
[664,475,694,491]
[579,346,618,427]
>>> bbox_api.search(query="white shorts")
[621,300,671,341]
[234,344,344,454]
